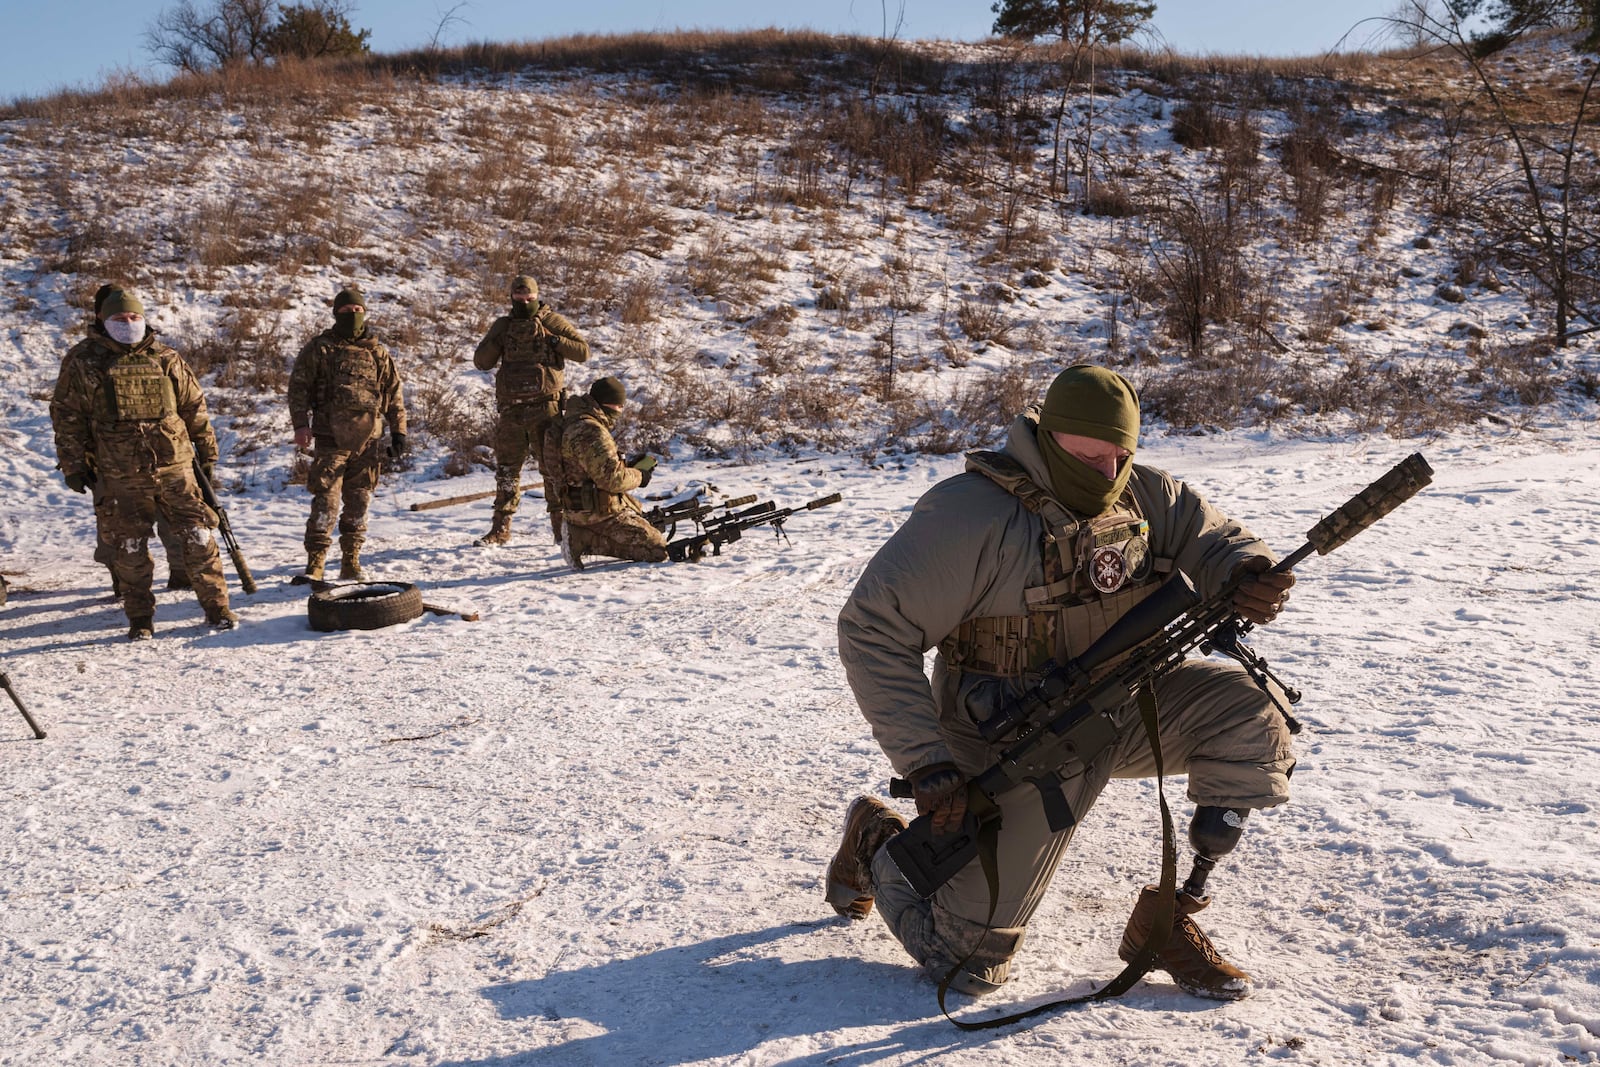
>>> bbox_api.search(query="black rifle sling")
[936,684,1177,1030]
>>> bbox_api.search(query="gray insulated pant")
[872,658,1297,993]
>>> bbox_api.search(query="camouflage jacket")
[287,327,407,450]
[51,326,218,481]
[557,395,642,523]
[473,303,589,410]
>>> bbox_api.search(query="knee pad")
[1189,805,1251,861]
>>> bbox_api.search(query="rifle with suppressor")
[192,461,258,595]
[1,667,47,740]
[642,494,758,535]
[667,492,842,562]
[885,453,1434,899]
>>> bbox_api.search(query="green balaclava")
[1036,364,1141,516]
[510,275,539,320]
[332,285,366,339]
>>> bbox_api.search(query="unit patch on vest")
[1082,516,1151,594]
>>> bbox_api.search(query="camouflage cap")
[332,284,366,309]
[511,275,539,298]
[99,288,145,318]
[1038,364,1140,453]
[590,376,626,407]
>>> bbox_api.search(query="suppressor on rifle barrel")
[1306,453,1433,555]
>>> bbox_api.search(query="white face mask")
[104,318,144,345]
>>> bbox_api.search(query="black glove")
[632,454,656,488]
[64,470,95,494]
[909,762,968,837]
[199,462,216,486]
[389,432,408,459]
[1231,556,1295,626]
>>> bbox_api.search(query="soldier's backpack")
[541,412,570,513]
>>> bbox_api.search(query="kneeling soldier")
[545,377,666,571]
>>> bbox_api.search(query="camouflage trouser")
[96,466,229,622]
[872,659,1297,994]
[304,434,382,556]
[93,482,187,581]
[566,510,669,564]
[492,400,560,523]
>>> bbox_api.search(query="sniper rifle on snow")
[885,453,1435,900]
[192,461,258,595]
[666,493,842,562]
[642,494,758,535]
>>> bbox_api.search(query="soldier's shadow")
[437,920,986,1067]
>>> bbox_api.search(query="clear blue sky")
[1,1,1406,103]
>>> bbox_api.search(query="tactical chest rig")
[99,345,178,423]
[319,338,381,415]
[498,313,562,407]
[938,451,1172,683]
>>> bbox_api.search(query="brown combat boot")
[304,550,327,581]
[128,616,154,641]
[205,605,239,631]
[475,513,512,547]
[1118,886,1252,1000]
[825,796,908,920]
[339,551,364,580]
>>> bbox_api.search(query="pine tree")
[990,0,1156,45]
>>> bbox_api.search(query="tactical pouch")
[106,356,177,422]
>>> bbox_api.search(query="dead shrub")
[955,299,1013,346]
[619,273,664,325]
[1172,99,1228,150]
[1150,196,1250,357]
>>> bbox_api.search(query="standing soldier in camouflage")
[287,284,408,580]
[50,287,237,639]
[545,376,665,571]
[472,275,589,547]
[80,284,190,595]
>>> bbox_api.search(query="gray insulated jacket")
[837,410,1274,778]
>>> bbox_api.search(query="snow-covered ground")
[5,413,1599,1066]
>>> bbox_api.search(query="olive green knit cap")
[1037,365,1140,453]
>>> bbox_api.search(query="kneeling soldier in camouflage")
[545,376,666,571]
[50,288,237,639]
[831,364,1297,1001]
[288,284,408,580]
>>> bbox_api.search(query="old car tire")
[308,582,425,632]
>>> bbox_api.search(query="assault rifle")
[642,494,758,535]
[885,453,1434,899]
[667,492,842,562]
[1,667,47,740]
[192,461,258,595]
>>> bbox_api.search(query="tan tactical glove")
[1231,556,1296,625]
